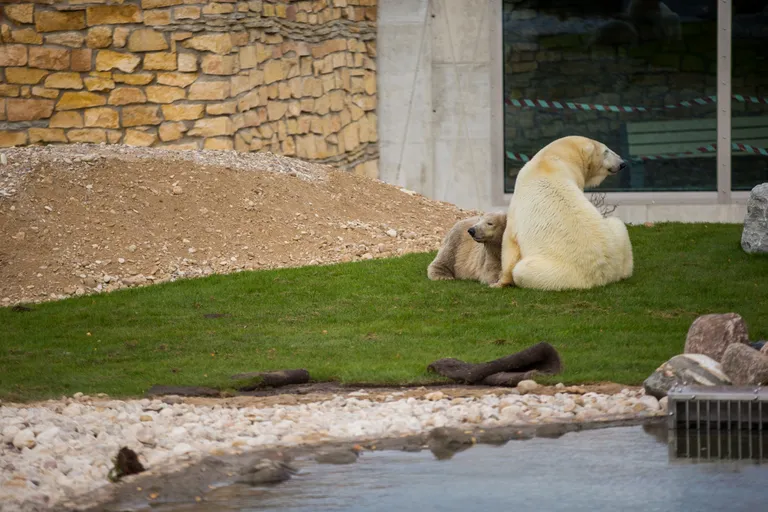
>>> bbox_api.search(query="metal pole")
[716,0,732,204]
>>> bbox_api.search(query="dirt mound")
[0,145,478,306]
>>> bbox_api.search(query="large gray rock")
[721,344,768,385]
[741,182,768,254]
[683,313,749,362]
[643,354,732,399]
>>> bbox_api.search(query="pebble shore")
[0,385,666,512]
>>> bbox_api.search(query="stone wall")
[0,0,379,177]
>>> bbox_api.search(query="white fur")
[494,136,634,291]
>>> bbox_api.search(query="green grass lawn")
[2,223,767,402]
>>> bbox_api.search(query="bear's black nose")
[619,161,627,170]
[467,227,476,237]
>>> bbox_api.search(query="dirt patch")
[0,145,477,305]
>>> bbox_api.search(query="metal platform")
[667,385,768,463]
[667,385,768,430]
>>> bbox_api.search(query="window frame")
[490,0,749,208]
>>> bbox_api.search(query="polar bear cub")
[428,212,507,285]
[494,135,634,291]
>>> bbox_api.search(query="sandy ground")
[0,145,478,306]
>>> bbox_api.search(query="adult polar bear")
[492,136,633,290]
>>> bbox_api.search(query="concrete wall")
[377,0,492,211]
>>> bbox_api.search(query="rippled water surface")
[155,426,768,512]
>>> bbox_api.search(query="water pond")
[125,424,768,512]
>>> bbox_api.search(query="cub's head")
[580,138,626,187]
[467,212,507,244]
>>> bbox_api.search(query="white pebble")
[2,425,20,444]
[172,443,193,455]
[13,428,36,449]
[62,404,82,417]
[517,380,539,393]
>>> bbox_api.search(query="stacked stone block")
[0,0,379,177]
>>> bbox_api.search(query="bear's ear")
[580,143,596,167]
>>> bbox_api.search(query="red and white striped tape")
[505,94,768,113]
[506,142,768,163]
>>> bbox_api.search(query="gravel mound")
[0,145,477,305]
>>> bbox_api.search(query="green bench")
[623,116,768,187]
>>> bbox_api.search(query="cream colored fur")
[428,212,508,285]
[493,135,634,291]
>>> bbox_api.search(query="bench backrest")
[626,116,768,158]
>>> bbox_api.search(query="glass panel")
[730,3,768,192]
[502,0,718,193]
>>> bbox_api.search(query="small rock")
[721,343,768,385]
[684,313,750,362]
[315,445,362,465]
[123,275,146,286]
[172,443,193,455]
[13,429,36,450]
[643,354,731,399]
[36,427,60,446]
[139,414,153,422]
[427,427,475,460]
[135,426,156,447]
[425,391,445,401]
[127,245,137,253]
[239,459,298,485]
[2,425,20,444]
[499,404,522,420]
[636,395,660,412]
[108,447,145,482]
[172,186,183,195]
[385,229,397,238]
[62,403,82,417]
[741,183,768,254]
[517,380,539,393]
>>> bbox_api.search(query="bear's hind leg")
[427,258,455,281]
[512,256,585,291]
[605,217,633,280]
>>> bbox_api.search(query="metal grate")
[667,385,768,462]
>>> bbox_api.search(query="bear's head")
[542,135,626,188]
[467,212,507,244]
[581,138,626,188]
